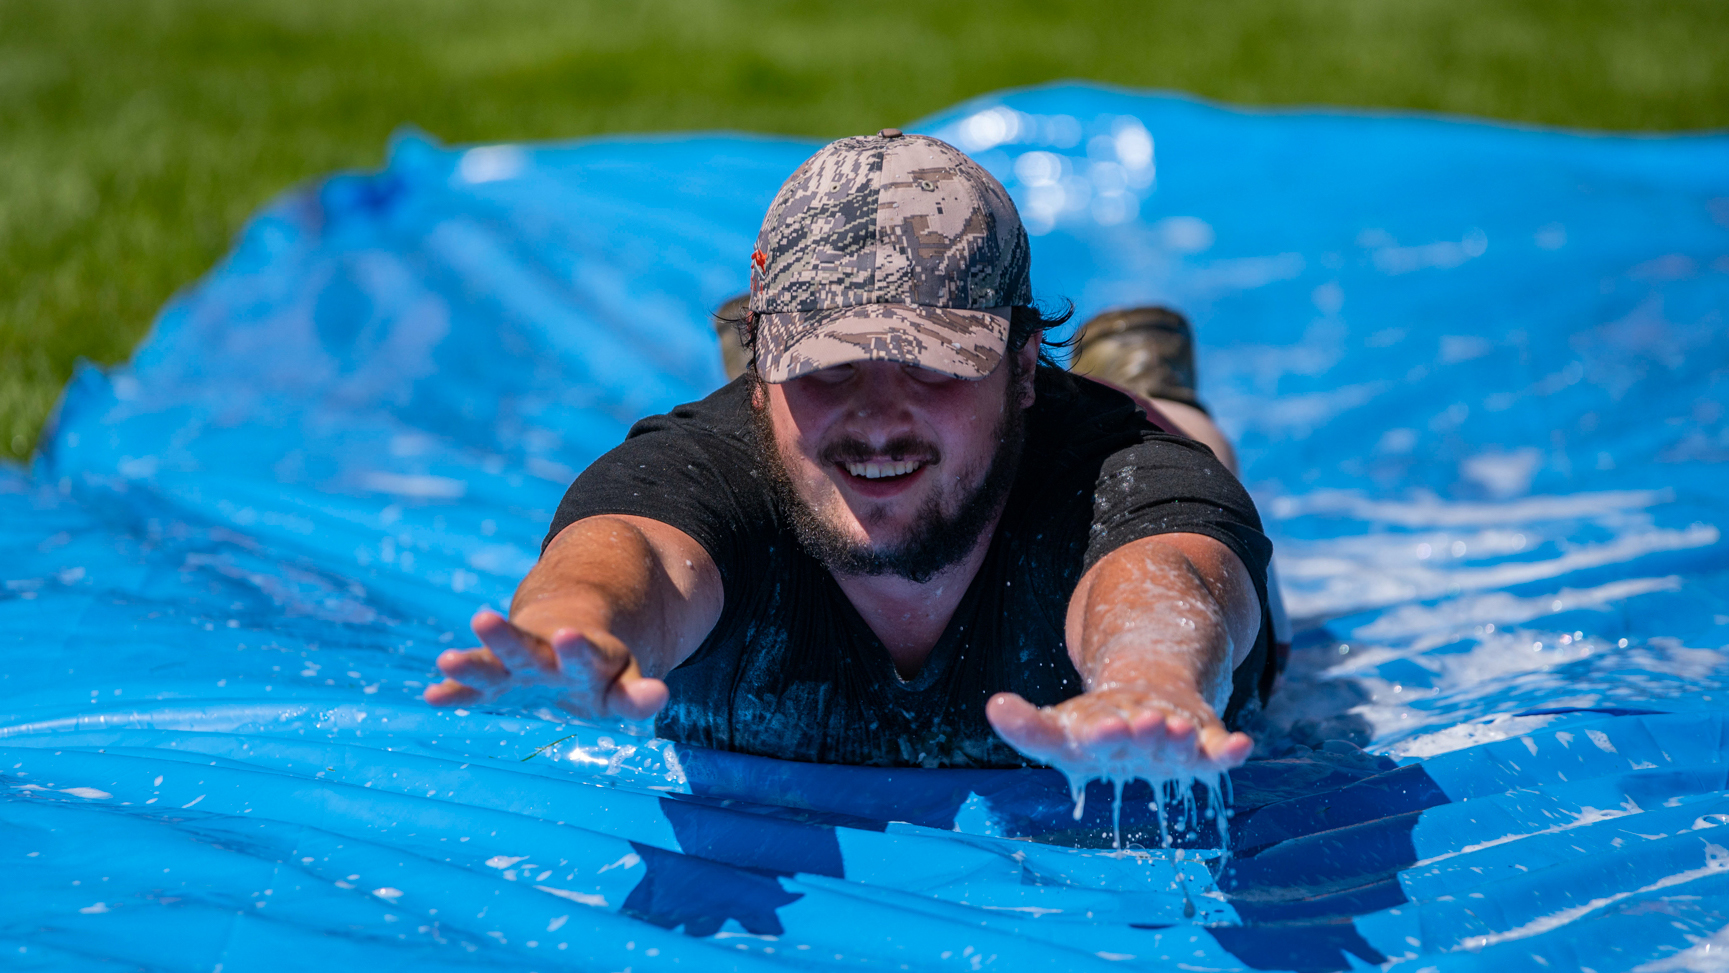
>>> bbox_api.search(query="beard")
[750,379,1026,585]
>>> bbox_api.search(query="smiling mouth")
[843,459,925,480]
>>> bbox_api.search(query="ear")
[1014,335,1040,409]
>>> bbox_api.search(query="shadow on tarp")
[650,705,1729,970]
[665,740,1445,971]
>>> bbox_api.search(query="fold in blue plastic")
[3,84,1727,970]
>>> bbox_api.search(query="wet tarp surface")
[3,84,1728,971]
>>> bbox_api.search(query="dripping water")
[1061,769,1232,857]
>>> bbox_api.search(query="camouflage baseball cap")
[749,130,1032,383]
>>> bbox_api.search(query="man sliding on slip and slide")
[426,129,1286,785]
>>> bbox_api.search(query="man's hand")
[987,688,1252,781]
[423,515,720,722]
[991,533,1261,779]
[424,609,668,721]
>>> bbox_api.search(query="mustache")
[818,437,942,467]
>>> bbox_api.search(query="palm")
[986,689,1252,780]
[424,610,667,720]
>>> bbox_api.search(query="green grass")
[3,0,1727,460]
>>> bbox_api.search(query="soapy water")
[1062,771,1229,860]
[1043,708,1234,852]
[3,84,1728,970]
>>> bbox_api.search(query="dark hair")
[728,299,1077,379]
[1008,299,1076,373]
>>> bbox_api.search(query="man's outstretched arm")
[425,514,723,720]
[988,532,1261,774]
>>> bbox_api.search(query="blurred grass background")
[3,0,1727,461]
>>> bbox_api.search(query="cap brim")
[756,304,1009,383]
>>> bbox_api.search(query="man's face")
[754,336,1039,583]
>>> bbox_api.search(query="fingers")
[987,693,1070,761]
[991,689,1256,776]
[1143,713,1197,753]
[607,672,669,721]
[436,646,509,687]
[472,610,548,673]
[548,628,626,693]
[424,678,481,706]
[1077,712,1134,748]
[433,612,655,721]
[1198,726,1254,769]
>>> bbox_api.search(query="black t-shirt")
[546,367,1277,768]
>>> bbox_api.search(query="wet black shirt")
[546,367,1276,768]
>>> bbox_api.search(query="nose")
[841,362,918,433]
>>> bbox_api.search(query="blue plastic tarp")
[3,83,1728,971]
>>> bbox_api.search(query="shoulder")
[545,377,776,559]
[582,376,772,497]
[623,376,757,446]
[1006,368,1160,529]
[1017,365,1265,534]
[1025,366,1166,463]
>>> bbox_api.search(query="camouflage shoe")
[712,293,751,381]
[1070,305,1206,413]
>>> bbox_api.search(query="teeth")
[845,460,923,479]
